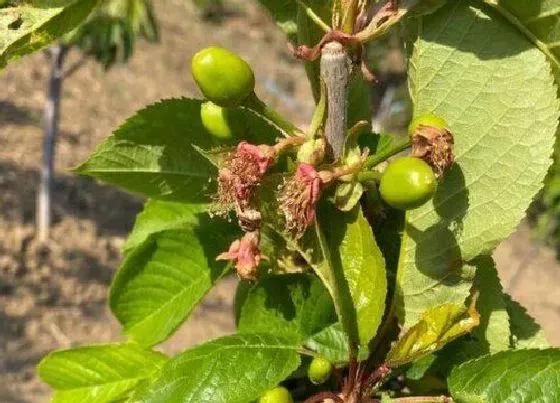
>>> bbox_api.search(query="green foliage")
[448,349,560,402]
[131,334,301,403]
[37,343,167,403]
[0,0,98,68]
[75,98,281,201]
[386,299,479,367]
[27,0,560,401]
[488,0,560,252]
[304,322,368,364]
[110,203,237,346]
[307,203,387,349]
[237,273,337,343]
[70,0,158,69]
[506,293,550,349]
[399,0,559,328]
[472,258,510,353]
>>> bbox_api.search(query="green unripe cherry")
[408,113,448,136]
[308,356,333,385]
[258,386,293,403]
[379,157,437,210]
[200,101,234,140]
[192,46,255,107]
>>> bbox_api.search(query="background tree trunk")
[37,43,67,243]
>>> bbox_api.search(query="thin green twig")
[363,137,412,169]
[296,0,331,33]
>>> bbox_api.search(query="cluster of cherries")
[189,45,453,403]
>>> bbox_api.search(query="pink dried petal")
[216,232,261,280]
[215,142,276,214]
[237,142,275,175]
[216,239,241,261]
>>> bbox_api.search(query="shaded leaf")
[304,322,369,364]
[472,256,509,353]
[506,293,550,349]
[133,333,301,403]
[237,273,337,343]
[38,343,166,403]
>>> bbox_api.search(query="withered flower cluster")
[214,141,276,280]
[279,163,329,239]
[213,137,348,280]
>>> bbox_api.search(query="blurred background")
[1,0,559,401]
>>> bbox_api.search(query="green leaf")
[333,181,364,212]
[76,98,282,202]
[110,212,237,346]
[133,333,301,403]
[472,257,510,353]
[399,1,559,327]
[506,294,550,349]
[293,206,360,351]
[448,349,560,402]
[347,73,373,127]
[257,0,298,38]
[386,299,480,367]
[237,273,337,343]
[124,200,210,252]
[484,0,560,83]
[37,343,166,403]
[317,203,387,348]
[304,322,369,364]
[0,0,97,68]
[419,259,511,380]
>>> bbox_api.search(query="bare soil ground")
[0,1,559,402]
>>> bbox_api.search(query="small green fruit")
[258,386,293,403]
[200,101,234,140]
[379,156,436,210]
[308,356,333,385]
[192,46,255,107]
[408,113,448,136]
